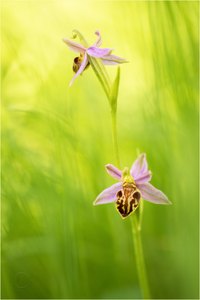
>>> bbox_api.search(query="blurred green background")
[1,0,199,299]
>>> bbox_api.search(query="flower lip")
[69,53,89,87]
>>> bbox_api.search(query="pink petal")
[137,183,171,205]
[69,53,89,87]
[131,153,149,181]
[93,182,122,205]
[101,59,122,65]
[101,54,128,64]
[86,47,112,58]
[105,164,122,180]
[134,171,152,184]
[63,38,86,54]
[93,30,102,47]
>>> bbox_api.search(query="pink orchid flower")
[63,30,127,86]
[94,153,171,219]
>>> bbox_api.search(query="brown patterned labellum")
[116,182,141,218]
[73,55,90,73]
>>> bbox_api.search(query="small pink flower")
[63,31,127,86]
[94,153,171,218]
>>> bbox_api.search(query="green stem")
[131,215,151,299]
[111,111,120,167]
[71,32,150,298]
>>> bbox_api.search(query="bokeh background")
[2,0,199,299]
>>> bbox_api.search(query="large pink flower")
[63,31,127,86]
[94,154,171,218]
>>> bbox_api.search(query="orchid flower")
[94,153,171,218]
[63,30,127,86]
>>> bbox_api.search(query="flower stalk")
[132,214,151,299]
[110,66,121,167]
[111,111,120,167]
